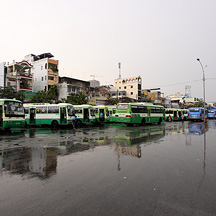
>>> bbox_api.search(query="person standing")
[72,115,77,130]
[181,113,185,122]
[99,111,104,122]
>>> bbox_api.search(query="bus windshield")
[4,101,24,117]
[190,108,200,112]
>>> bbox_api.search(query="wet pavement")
[0,121,216,216]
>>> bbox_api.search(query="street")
[0,121,216,216]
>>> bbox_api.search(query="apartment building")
[5,60,33,92]
[58,76,90,100]
[114,75,142,101]
[24,53,58,92]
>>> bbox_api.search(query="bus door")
[174,111,177,120]
[0,106,2,127]
[99,109,105,122]
[83,108,89,122]
[147,108,150,117]
[60,107,67,124]
[30,108,36,125]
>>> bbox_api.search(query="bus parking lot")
[1,120,216,216]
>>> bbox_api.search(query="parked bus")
[207,110,216,119]
[93,105,109,123]
[24,103,74,127]
[188,107,208,121]
[165,108,182,121]
[0,99,25,130]
[73,105,96,126]
[115,103,164,125]
[107,105,116,122]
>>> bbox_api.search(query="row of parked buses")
[0,98,216,131]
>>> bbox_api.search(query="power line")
[159,79,202,88]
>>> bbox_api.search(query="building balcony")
[48,69,58,76]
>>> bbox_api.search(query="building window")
[131,86,133,88]
[45,63,47,69]
[124,86,126,89]
[45,76,47,80]
[131,92,133,95]
[41,66,43,70]
[42,77,43,81]
[7,82,10,87]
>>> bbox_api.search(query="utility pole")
[197,58,207,123]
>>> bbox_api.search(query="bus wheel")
[141,118,145,126]
[51,120,59,128]
[158,118,162,124]
[76,120,82,128]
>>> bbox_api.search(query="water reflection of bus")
[114,127,166,158]
[188,122,207,135]
[0,99,25,130]
[24,103,74,127]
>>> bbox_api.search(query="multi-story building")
[0,62,7,88]
[5,60,33,92]
[114,75,142,101]
[58,76,90,100]
[24,53,58,92]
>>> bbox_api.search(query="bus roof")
[0,99,22,103]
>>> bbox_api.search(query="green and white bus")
[165,108,182,121]
[93,105,110,123]
[107,105,116,122]
[115,103,164,125]
[24,103,74,127]
[0,99,25,130]
[73,105,96,126]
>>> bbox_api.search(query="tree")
[0,86,24,102]
[29,85,58,103]
[106,96,118,105]
[66,91,88,105]
[121,97,133,103]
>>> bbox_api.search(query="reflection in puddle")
[0,121,214,179]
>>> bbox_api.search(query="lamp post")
[197,58,206,123]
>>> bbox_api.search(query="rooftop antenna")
[118,62,121,79]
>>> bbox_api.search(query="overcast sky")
[0,0,216,102]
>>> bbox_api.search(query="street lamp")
[197,58,206,123]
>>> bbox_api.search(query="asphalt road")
[0,121,216,216]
